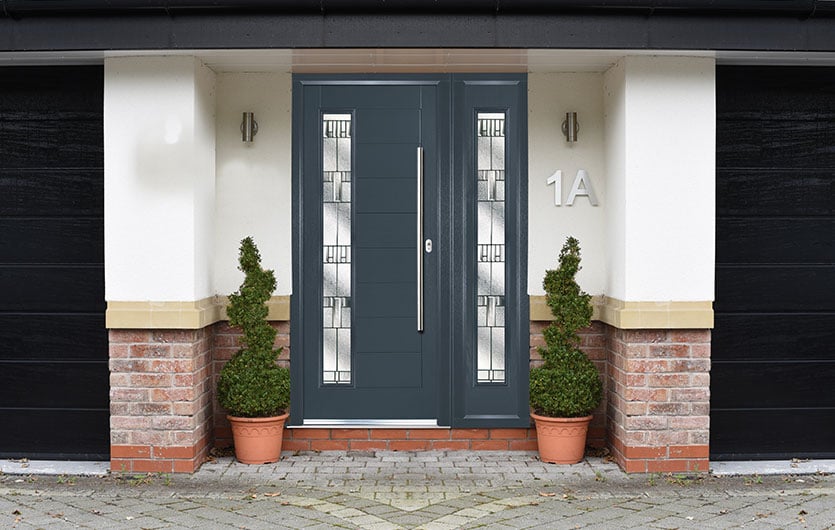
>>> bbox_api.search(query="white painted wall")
[105,56,216,301]
[528,73,607,296]
[214,73,293,296]
[603,61,627,299]
[603,56,716,302]
[105,57,713,304]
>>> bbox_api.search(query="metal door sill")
[296,419,442,429]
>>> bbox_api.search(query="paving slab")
[1,451,833,529]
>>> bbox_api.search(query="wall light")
[241,112,258,143]
[562,112,579,143]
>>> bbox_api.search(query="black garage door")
[0,66,108,460]
[713,66,835,460]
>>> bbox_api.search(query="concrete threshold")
[0,459,109,476]
[711,459,835,476]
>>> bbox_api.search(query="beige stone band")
[107,295,711,330]
[106,296,290,329]
[530,295,713,329]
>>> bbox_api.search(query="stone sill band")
[106,295,712,329]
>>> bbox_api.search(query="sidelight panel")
[322,113,353,385]
[476,112,506,384]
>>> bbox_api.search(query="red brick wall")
[529,321,608,447]
[283,428,537,452]
[109,329,213,473]
[212,321,290,448]
[108,320,711,474]
[606,327,711,473]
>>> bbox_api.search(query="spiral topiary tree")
[529,236,602,418]
[217,237,290,418]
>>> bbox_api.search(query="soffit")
[5,49,835,71]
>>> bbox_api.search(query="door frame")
[290,74,529,428]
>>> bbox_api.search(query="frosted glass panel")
[476,112,506,384]
[322,114,352,385]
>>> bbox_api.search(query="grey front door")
[295,81,441,421]
[292,75,530,427]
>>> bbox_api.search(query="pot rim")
[530,412,593,423]
[227,411,290,423]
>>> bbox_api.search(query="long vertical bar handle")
[417,146,424,332]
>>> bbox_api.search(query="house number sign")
[546,169,599,206]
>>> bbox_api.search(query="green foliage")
[530,237,602,418]
[217,237,290,417]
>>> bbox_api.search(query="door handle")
[417,146,424,332]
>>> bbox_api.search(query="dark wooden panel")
[0,65,106,460]
[714,66,835,461]
[0,409,109,460]
[711,361,835,409]
[717,66,835,114]
[716,218,835,264]
[713,314,835,362]
[0,266,105,312]
[0,66,103,113]
[0,118,103,169]
[0,314,107,362]
[710,409,835,460]
[0,218,103,264]
[0,361,109,408]
[716,169,835,217]
[715,266,835,312]
[0,169,103,217]
[716,117,835,168]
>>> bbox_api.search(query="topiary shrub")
[529,236,602,418]
[217,237,290,418]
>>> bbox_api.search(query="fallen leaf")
[539,492,556,497]
[264,492,281,497]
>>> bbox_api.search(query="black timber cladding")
[712,66,835,460]
[0,66,108,460]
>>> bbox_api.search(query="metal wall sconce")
[241,112,258,142]
[562,112,579,143]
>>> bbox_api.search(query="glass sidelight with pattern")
[476,112,506,384]
[322,114,352,384]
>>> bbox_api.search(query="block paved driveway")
[1,451,833,529]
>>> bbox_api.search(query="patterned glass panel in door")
[322,114,352,384]
[476,112,506,384]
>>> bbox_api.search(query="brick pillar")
[606,327,711,473]
[109,329,213,473]
[529,321,608,447]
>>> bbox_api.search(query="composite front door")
[291,75,529,427]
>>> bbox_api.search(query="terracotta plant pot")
[530,412,592,464]
[227,412,289,465]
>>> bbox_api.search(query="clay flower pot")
[530,412,592,464]
[227,412,289,465]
